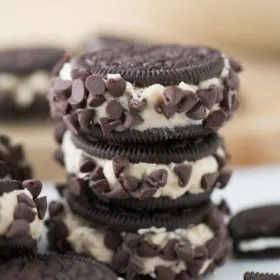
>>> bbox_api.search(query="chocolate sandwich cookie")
[57,130,231,209]
[0,135,32,181]
[47,197,229,280]
[0,179,47,260]
[0,47,64,118]
[244,272,280,280]
[229,205,280,258]
[49,44,242,143]
[0,254,118,280]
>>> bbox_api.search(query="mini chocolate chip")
[155,266,175,280]
[177,91,199,113]
[129,98,147,112]
[197,87,218,109]
[216,170,232,189]
[53,79,72,93]
[85,75,105,95]
[163,86,186,107]
[186,102,206,120]
[14,203,36,222]
[6,219,30,238]
[17,193,36,208]
[120,175,141,192]
[104,230,123,251]
[22,180,42,199]
[229,57,243,73]
[87,94,106,107]
[99,117,121,136]
[176,271,190,280]
[68,177,82,196]
[106,78,126,97]
[194,246,208,260]
[102,182,130,200]
[49,201,64,217]
[54,148,64,167]
[123,233,143,248]
[174,164,192,187]
[174,240,193,263]
[205,238,219,258]
[90,179,110,195]
[205,109,227,131]
[76,108,95,132]
[188,259,205,278]
[69,79,85,106]
[53,121,67,144]
[224,70,239,91]
[71,67,89,80]
[231,94,239,112]
[137,240,159,257]
[79,156,95,173]
[123,111,143,129]
[138,187,157,199]
[145,169,168,188]
[106,100,123,119]
[201,172,219,190]
[35,196,47,220]
[90,166,105,181]
[162,239,179,260]
[221,89,232,110]
[154,100,178,119]
[218,199,231,215]
[112,156,129,177]
[112,249,130,272]
[63,114,80,134]
[126,256,144,280]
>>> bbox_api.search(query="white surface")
[42,164,280,279]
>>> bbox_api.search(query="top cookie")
[49,44,242,143]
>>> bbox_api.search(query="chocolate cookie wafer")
[0,179,47,260]
[229,205,280,258]
[56,130,231,209]
[49,44,242,143]
[47,197,229,280]
[0,254,118,280]
[0,47,64,118]
[244,272,280,280]
[0,135,32,181]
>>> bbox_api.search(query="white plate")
[41,165,280,279]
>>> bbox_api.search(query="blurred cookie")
[0,254,117,280]
[244,272,280,280]
[0,179,46,260]
[229,205,280,258]
[0,135,32,181]
[0,47,64,118]
[48,44,242,143]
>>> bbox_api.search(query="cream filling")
[59,56,232,131]
[239,238,280,252]
[63,206,214,277]
[0,189,43,239]
[0,71,49,107]
[62,131,220,199]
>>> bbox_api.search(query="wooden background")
[1,0,280,181]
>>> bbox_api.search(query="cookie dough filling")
[0,71,49,108]
[47,202,228,280]
[239,238,280,252]
[60,131,230,200]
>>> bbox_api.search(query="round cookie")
[0,47,65,118]
[47,198,229,280]
[49,44,242,143]
[56,130,231,209]
[0,135,32,181]
[0,254,117,280]
[0,179,47,260]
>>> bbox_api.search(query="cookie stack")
[47,44,242,280]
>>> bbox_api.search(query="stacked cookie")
[47,44,242,280]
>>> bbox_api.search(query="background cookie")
[0,47,64,118]
[0,179,46,260]
[0,135,32,181]
[0,254,118,280]
[49,44,242,143]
